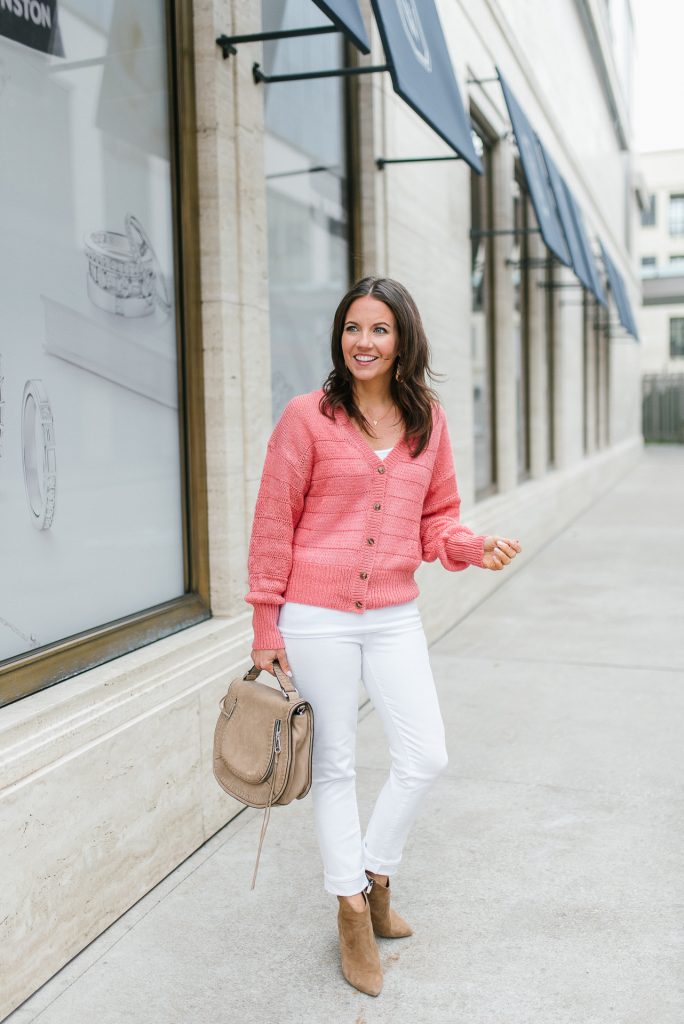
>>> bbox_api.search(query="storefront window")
[0,2,204,696]
[262,0,351,421]
[470,124,496,498]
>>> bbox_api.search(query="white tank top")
[277,446,418,636]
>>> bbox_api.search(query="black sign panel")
[541,144,606,305]
[600,242,639,339]
[312,0,370,54]
[0,0,64,56]
[497,69,569,266]
[370,0,482,173]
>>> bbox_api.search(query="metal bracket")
[469,227,541,238]
[506,257,554,269]
[376,155,463,170]
[466,76,499,85]
[216,25,338,60]
[253,61,389,84]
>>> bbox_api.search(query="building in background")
[637,148,684,372]
[0,0,641,1015]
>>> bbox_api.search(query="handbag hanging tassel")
[250,752,279,890]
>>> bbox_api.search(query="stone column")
[491,137,517,493]
[526,229,549,478]
[194,0,272,618]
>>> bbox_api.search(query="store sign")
[600,242,639,338]
[370,0,482,173]
[0,0,64,57]
[497,69,570,267]
[311,0,370,54]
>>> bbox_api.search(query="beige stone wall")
[0,1,643,1017]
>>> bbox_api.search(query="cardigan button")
[377,465,385,474]
[367,538,375,546]
[373,502,381,511]
[355,601,363,609]
[359,571,368,580]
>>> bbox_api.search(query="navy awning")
[563,186,607,307]
[312,0,371,54]
[540,145,607,306]
[496,69,570,266]
[600,242,639,339]
[370,0,483,173]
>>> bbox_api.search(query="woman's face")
[341,295,398,387]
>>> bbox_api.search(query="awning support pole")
[469,227,541,237]
[252,62,389,84]
[376,155,462,169]
[466,76,499,85]
[536,281,584,290]
[216,25,338,59]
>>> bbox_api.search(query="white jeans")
[278,600,448,896]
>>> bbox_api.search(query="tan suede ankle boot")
[366,878,413,938]
[336,893,383,996]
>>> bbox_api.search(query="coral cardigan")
[246,389,487,650]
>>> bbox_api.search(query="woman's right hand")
[250,647,293,678]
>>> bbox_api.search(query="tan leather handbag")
[213,659,314,887]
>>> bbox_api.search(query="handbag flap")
[217,677,286,785]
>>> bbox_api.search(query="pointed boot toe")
[336,895,383,996]
[367,878,413,938]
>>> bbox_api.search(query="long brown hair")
[319,276,440,457]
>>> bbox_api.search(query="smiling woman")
[245,274,522,996]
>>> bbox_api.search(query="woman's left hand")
[482,535,522,571]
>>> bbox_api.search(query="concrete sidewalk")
[7,445,684,1024]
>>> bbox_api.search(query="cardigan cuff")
[444,532,487,569]
[251,603,285,651]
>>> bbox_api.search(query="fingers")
[484,535,522,571]
[275,648,293,678]
[250,649,277,676]
[249,648,293,678]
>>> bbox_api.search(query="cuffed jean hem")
[363,842,402,877]
[324,870,373,897]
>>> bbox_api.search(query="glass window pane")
[0,2,184,663]
[670,318,684,357]
[668,195,684,236]
[262,0,350,421]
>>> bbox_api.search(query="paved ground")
[7,445,684,1024]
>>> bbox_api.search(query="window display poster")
[0,0,185,663]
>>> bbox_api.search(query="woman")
[246,276,521,997]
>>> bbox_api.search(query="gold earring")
[395,363,402,383]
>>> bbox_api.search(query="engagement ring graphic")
[84,212,171,318]
[21,378,56,530]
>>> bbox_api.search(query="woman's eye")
[374,327,387,334]
[345,325,358,332]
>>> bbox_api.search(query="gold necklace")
[362,403,394,428]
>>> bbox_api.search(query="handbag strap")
[243,659,300,702]
[250,752,279,890]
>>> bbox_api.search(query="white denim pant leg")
[358,620,448,875]
[280,609,448,896]
[280,631,368,896]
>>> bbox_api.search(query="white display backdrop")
[0,1,185,663]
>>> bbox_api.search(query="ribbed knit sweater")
[246,389,487,650]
